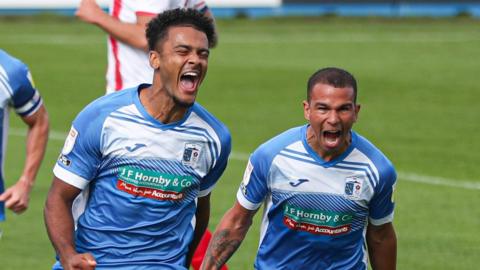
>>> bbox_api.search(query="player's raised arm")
[44,177,97,270]
[76,0,152,51]
[201,202,257,270]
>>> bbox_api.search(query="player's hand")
[76,0,105,24]
[63,253,97,270]
[0,178,32,214]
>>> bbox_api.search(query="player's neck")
[139,86,188,124]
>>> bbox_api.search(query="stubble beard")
[172,95,194,108]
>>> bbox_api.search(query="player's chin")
[173,95,196,108]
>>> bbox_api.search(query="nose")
[326,110,340,124]
[188,52,202,65]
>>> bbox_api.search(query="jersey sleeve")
[134,0,170,16]
[198,131,231,197]
[53,106,104,190]
[369,165,397,225]
[236,149,271,210]
[6,61,43,117]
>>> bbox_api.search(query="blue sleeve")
[1,54,42,116]
[199,129,231,195]
[236,149,271,210]
[369,164,397,225]
[54,104,105,189]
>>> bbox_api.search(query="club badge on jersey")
[182,143,202,166]
[344,176,363,199]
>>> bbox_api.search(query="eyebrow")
[175,44,209,54]
[313,102,354,108]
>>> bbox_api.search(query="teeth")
[184,72,198,77]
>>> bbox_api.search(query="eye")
[199,50,210,59]
[316,107,328,113]
[339,105,353,113]
[176,49,189,55]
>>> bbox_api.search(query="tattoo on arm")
[204,230,242,269]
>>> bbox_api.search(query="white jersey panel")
[53,86,230,268]
[237,125,396,270]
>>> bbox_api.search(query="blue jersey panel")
[354,134,396,222]
[183,103,231,194]
[0,50,39,115]
[237,125,396,269]
[53,86,230,268]
[241,127,302,207]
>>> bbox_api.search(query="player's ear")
[149,51,160,69]
[353,104,361,122]
[303,100,310,121]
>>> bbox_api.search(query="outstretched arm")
[201,201,257,270]
[76,0,152,50]
[367,222,397,270]
[0,105,49,213]
[44,177,97,270]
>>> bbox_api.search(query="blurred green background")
[0,15,479,269]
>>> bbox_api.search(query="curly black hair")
[146,8,217,51]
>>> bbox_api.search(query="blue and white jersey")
[52,85,231,269]
[0,50,43,221]
[237,125,396,270]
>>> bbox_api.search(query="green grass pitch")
[0,15,479,269]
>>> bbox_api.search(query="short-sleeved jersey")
[106,0,209,93]
[0,50,43,221]
[52,85,230,269]
[237,125,396,270]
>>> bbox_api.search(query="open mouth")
[180,71,200,92]
[323,130,342,144]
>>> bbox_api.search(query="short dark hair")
[146,8,217,51]
[307,67,358,103]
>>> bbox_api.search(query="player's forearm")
[95,14,149,51]
[369,240,397,270]
[186,216,208,267]
[186,194,211,266]
[201,229,243,269]
[44,187,78,264]
[201,207,253,270]
[367,223,397,270]
[21,106,49,186]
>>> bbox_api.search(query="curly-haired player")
[45,9,230,270]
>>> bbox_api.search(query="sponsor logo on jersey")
[240,159,254,195]
[116,166,194,201]
[289,178,309,187]
[58,154,71,166]
[125,143,147,152]
[344,176,363,199]
[61,126,78,155]
[182,143,202,166]
[283,204,353,235]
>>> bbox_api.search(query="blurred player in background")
[76,0,216,94]
[0,49,49,228]
[202,67,397,270]
[44,9,229,270]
